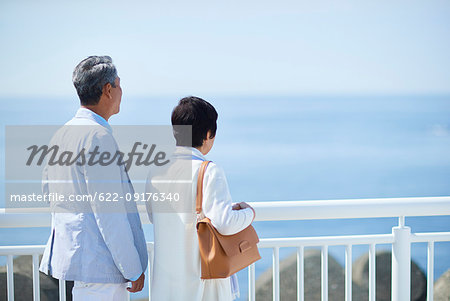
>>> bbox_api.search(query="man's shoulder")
[56,118,112,139]
[65,118,111,135]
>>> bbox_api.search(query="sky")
[0,0,450,98]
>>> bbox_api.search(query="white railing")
[1,196,450,301]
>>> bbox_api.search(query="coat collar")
[74,107,112,132]
[174,146,207,161]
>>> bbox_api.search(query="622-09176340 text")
[9,192,180,203]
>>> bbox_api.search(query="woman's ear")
[204,131,213,146]
[201,131,210,146]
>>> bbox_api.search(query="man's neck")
[81,105,110,121]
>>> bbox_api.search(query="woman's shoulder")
[203,161,227,181]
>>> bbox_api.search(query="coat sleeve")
[201,163,254,235]
[84,131,144,281]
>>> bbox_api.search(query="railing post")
[249,263,256,301]
[369,244,376,301]
[273,247,280,301]
[427,242,434,301]
[58,279,66,301]
[391,217,411,301]
[32,254,40,301]
[321,245,328,301]
[148,255,152,301]
[297,246,304,301]
[345,245,352,301]
[7,255,14,301]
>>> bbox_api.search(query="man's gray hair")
[72,56,118,106]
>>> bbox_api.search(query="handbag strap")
[196,160,211,214]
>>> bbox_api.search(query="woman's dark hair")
[171,96,218,147]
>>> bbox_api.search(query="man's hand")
[127,272,145,293]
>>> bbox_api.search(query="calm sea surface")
[1,95,449,299]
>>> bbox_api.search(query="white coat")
[145,146,254,301]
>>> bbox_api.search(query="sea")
[1,95,449,300]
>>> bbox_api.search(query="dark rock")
[0,255,73,301]
[255,249,427,301]
[255,249,351,300]
[352,250,426,301]
[434,269,450,301]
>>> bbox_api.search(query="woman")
[146,96,256,300]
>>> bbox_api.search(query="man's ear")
[103,83,113,99]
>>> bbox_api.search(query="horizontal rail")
[0,245,45,256]
[1,196,450,227]
[410,232,450,243]
[257,234,394,248]
[0,209,150,228]
[0,234,395,256]
[1,232,447,258]
[249,196,450,221]
[0,211,51,228]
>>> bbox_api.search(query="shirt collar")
[190,147,206,160]
[74,107,112,132]
[174,146,207,161]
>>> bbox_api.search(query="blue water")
[1,95,449,300]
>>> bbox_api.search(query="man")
[39,56,148,300]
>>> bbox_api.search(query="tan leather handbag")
[196,160,261,279]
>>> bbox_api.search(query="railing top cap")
[0,196,449,226]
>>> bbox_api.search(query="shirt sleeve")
[84,131,144,280]
[201,163,255,235]
[128,273,141,282]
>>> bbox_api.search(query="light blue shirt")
[39,108,148,283]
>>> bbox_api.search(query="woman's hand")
[232,202,256,221]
